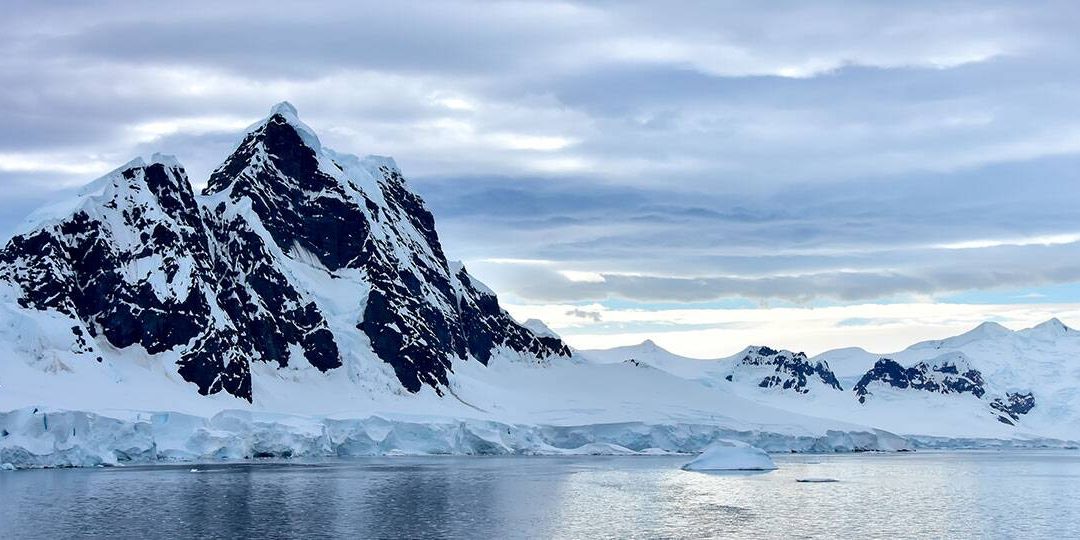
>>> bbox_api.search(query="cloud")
[0,0,1078,317]
[505,301,1080,357]
[565,308,603,322]
[3,0,1077,184]
[470,247,1080,304]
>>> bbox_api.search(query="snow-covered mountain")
[0,102,569,405]
[724,346,842,394]
[581,318,1080,440]
[584,343,845,396]
[0,103,1075,468]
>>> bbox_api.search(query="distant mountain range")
[581,318,1077,439]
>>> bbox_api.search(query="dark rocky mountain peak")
[853,354,987,403]
[0,156,341,401]
[853,353,1036,425]
[202,103,570,394]
[0,103,569,401]
[724,345,842,394]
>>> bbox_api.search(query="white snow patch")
[522,319,558,339]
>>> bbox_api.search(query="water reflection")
[1,452,1078,539]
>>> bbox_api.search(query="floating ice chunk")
[1,462,14,471]
[681,439,777,471]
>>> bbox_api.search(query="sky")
[3,0,1079,357]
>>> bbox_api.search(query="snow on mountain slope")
[0,103,571,408]
[0,104,917,468]
[580,342,844,396]
[1,103,1075,468]
[0,155,342,401]
[579,339,721,379]
[202,103,571,394]
[582,321,1080,441]
[0,328,913,469]
[881,319,1080,435]
[853,352,988,404]
[723,346,842,394]
[804,320,1078,436]
[812,347,880,380]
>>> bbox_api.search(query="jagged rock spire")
[206,101,571,393]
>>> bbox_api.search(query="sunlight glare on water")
[1,451,1077,539]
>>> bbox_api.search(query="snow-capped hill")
[522,319,557,338]
[910,321,1014,351]
[724,346,842,394]
[0,156,342,400]
[852,351,1041,426]
[812,347,880,379]
[0,103,570,403]
[578,339,720,379]
[622,339,675,360]
[15,154,181,236]
[1018,318,1072,340]
[583,342,847,396]
[206,103,572,391]
[581,339,677,364]
[853,352,987,403]
[897,318,1080,431]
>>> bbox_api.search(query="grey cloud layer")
[471,250,1080,304]
[1,0,1078,302]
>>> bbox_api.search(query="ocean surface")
[1,451,1077,539]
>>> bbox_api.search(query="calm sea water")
[1,451,1077,539]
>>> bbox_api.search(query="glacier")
[0,407,910,470]
[681,439,778,471]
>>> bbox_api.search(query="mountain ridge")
[579,317,1078,435]
[0,103,571,402]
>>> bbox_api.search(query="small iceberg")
[796,478,839,483]
[681,439,777,471]
[1,462,15,471]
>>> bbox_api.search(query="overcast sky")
[3,0,1079,356]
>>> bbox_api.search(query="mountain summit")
[0,104,570,401]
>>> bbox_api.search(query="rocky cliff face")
[852,352,1035,424]
[853,353,987,403]
[724,346,842,394]
[0,103,570,401]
